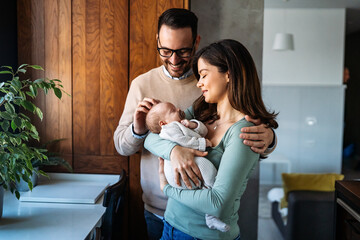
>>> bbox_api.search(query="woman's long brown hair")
[192,39,278,129]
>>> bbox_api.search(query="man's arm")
[113,78,158,156]
[239,115,277,155]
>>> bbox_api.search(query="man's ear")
[194,35,201,51]
[159,120,167,126]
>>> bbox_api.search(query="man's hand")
[170,145,207,189]
[133,98,160,135]
[158,157,169,192]
[240,115,274,154]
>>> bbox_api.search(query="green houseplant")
[16,138,73,191]
[0,64,67,199]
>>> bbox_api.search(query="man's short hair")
[158,8,198,41]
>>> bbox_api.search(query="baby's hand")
[205,139,212,147]
[181,119,198,129]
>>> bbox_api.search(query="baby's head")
[146,102,185,133]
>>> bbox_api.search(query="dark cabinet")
[335,180,360,240]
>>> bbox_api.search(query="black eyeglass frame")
[157,38,196,58]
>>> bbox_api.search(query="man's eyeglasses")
[157,39,195,58]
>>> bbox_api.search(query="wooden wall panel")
[73,0,88,156]
[17,0,72,163]
[72,0,128,173]
[100,0,115,155]
[18,0,189,237]
[85,0,100,155]
[58,0,72,154]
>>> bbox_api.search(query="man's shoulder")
[132,66,163,83]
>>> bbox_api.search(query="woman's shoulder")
[224,118,254,140]
[232,117,254,130]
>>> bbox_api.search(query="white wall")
[261,8,346,184]
[263,8,345,86]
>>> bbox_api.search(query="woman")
[145,39,278,240]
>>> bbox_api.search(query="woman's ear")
[226,71,230,83]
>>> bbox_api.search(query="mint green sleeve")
[163,122,259,217]
[144,106,195,160]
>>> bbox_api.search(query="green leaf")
[0,111,13,120]
[11,78,22,90]
[15,191,20,200]
[33,78,44,84]
[2,65,13,70]
[21,100,36,112]
[54,87,62,99]
[0,70,13,75]
[18,68,26,74]
[38,170,48,177]
[14,117,22,128]
[29,65,44,70]
[11,120,17,131]
[25,159,33,169]
[19,113,30,121]
[26,91,35,98]
[35,107,43,120]
[4,102,15,114]
[18,63,28,69]
[1,120,10,131]
[29,85,37,97]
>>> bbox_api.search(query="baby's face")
[161,102,185,123]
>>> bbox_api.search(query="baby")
[145,102,230,232]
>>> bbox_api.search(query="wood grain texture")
[29,0,46,144]
[74,155,128,174]
[113,0,128,155]
[17,0,72,163]
[72,0,87,155]
[17,0,46,145]
[99,0,114,155]
[72,0,128,161]
[58,0,72,155]
[85,0,101,155]
[44,0,60,144]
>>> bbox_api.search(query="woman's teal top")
[144,107,259,240]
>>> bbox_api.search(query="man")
[114,8,275,240]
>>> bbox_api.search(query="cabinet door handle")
[337,198,360,222]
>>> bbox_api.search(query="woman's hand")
[240,115,274,154]
[158,157,169,192]
[170,146,207,189]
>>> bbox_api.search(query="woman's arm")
[163,121,259,218]
[144,106,195,160]
[144,106,206,188]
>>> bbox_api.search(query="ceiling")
[265,0,360,34]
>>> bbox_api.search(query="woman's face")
[196,58,229,103]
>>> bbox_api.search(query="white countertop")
[0,173,119,240]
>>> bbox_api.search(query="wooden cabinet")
[335,180,360,240]
[17,0,188,238]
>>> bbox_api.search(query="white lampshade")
[272,33,294,51]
